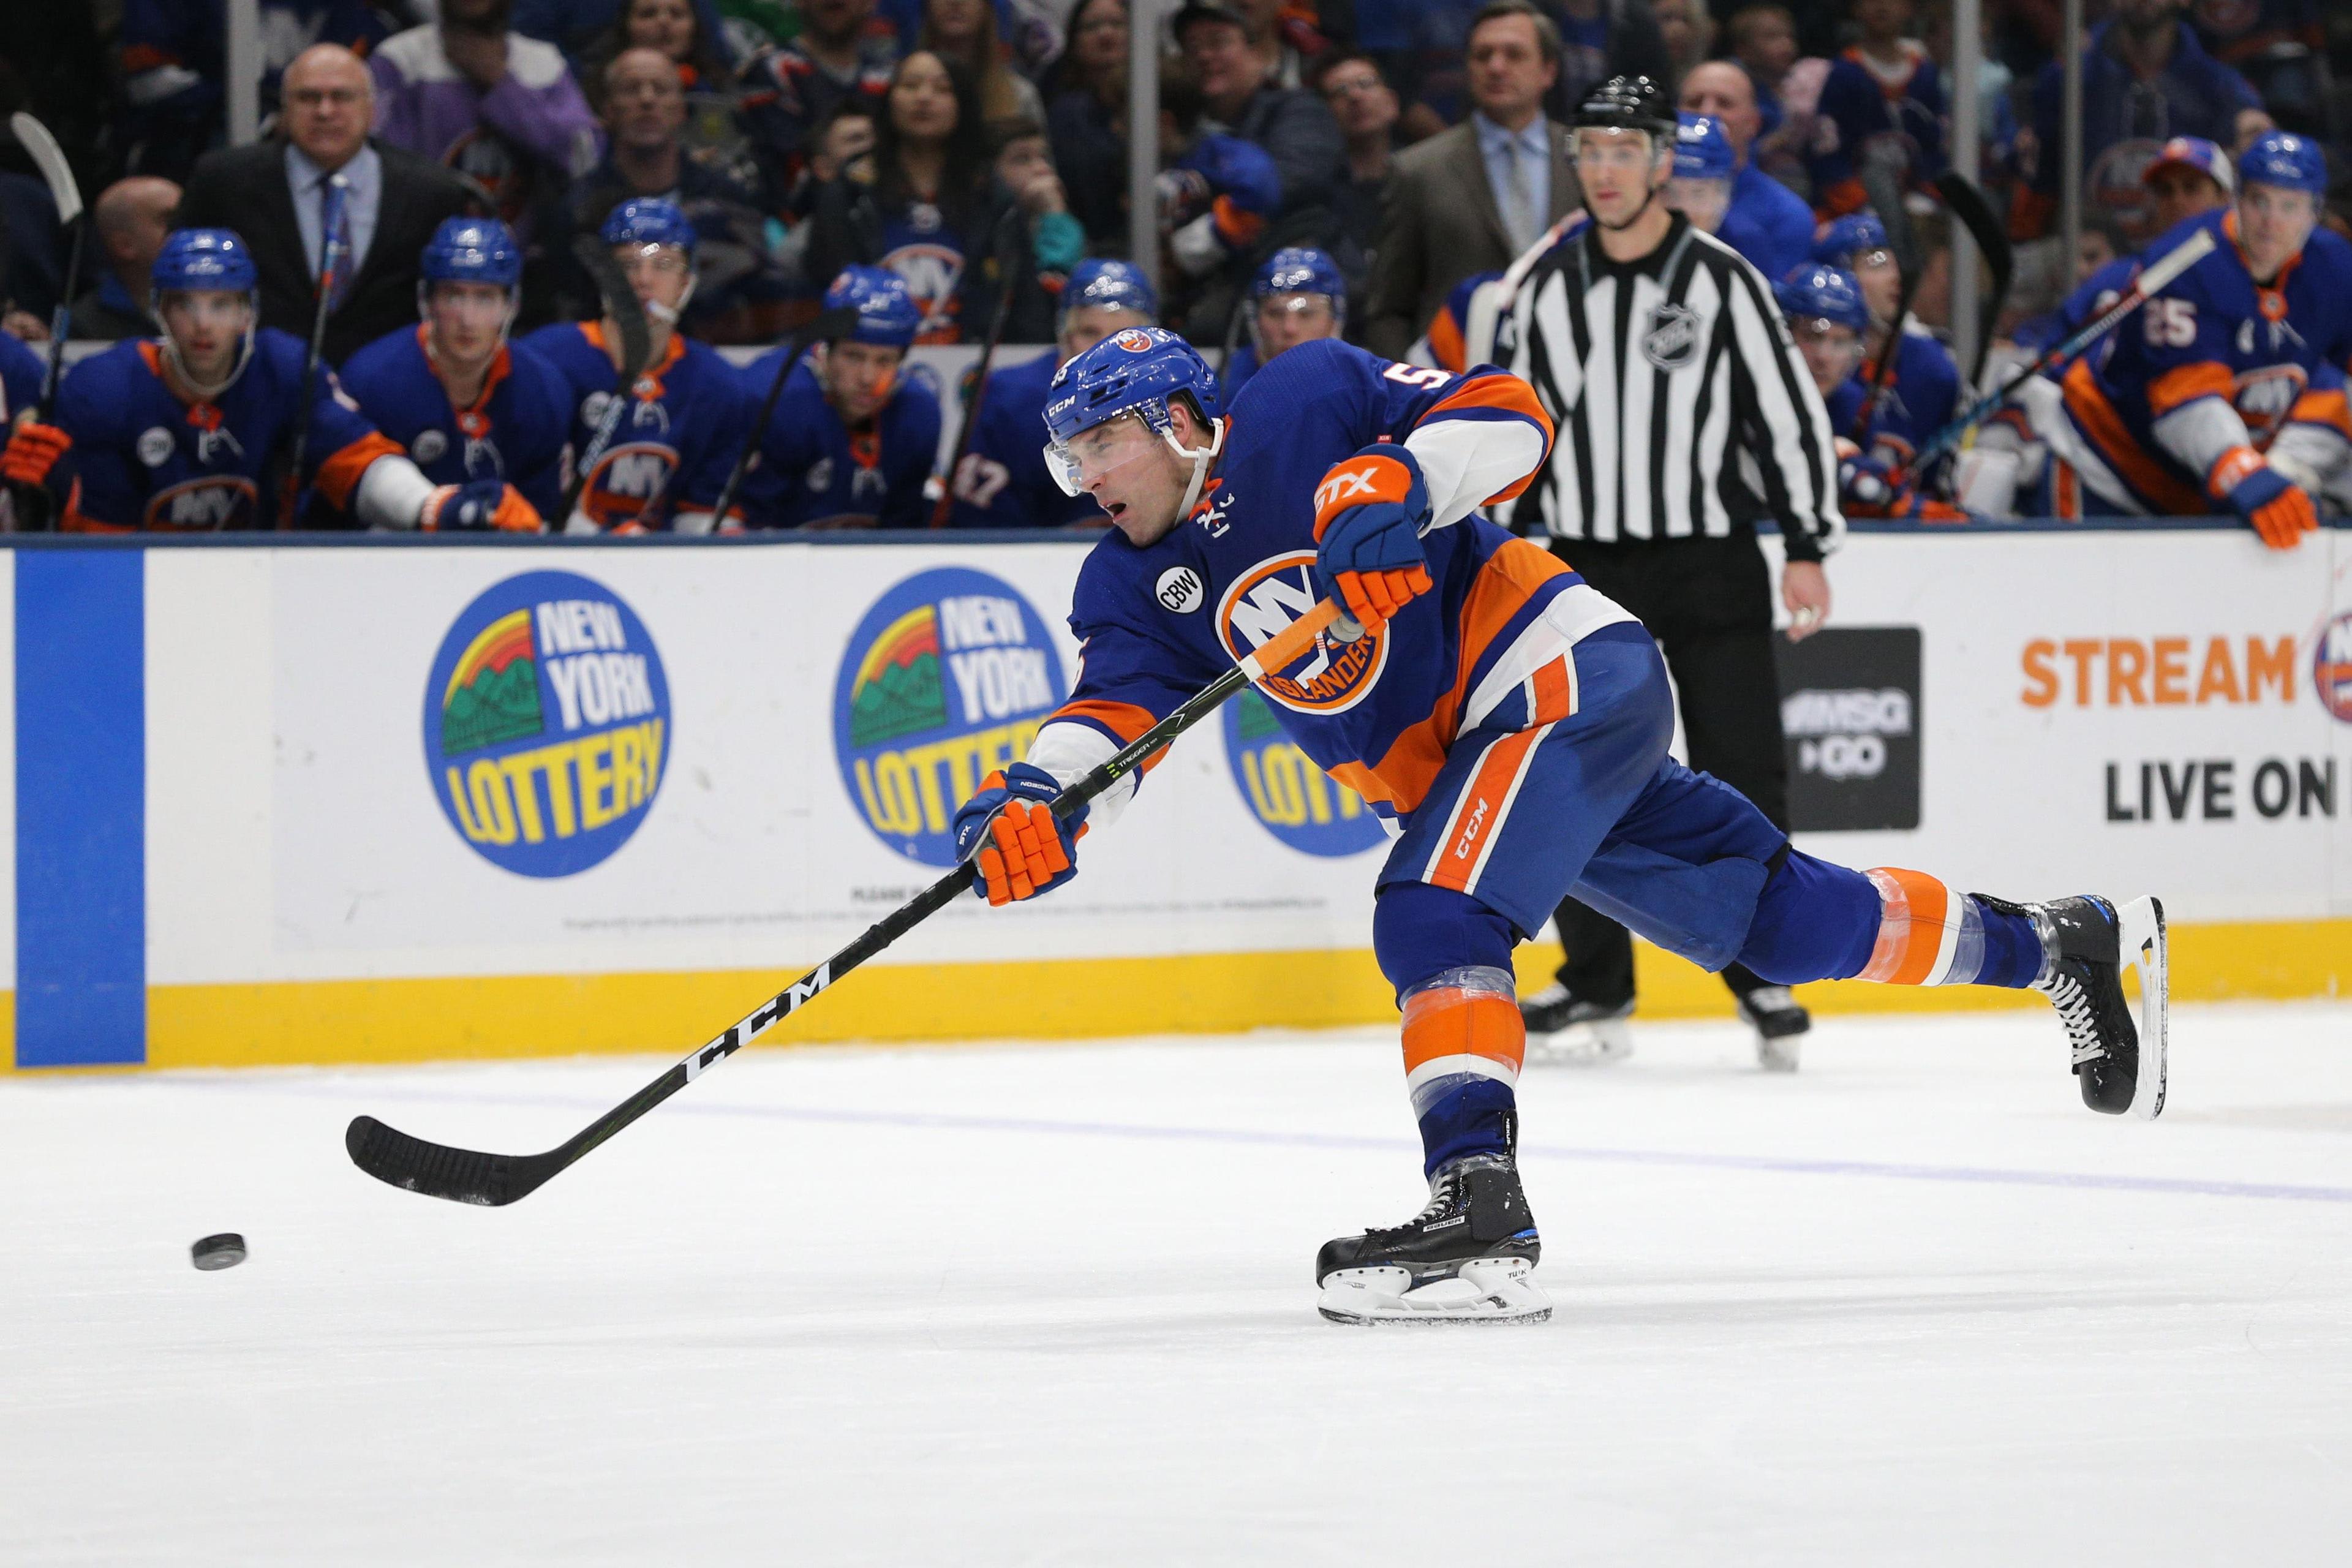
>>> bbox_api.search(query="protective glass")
[1043,412,1159,497]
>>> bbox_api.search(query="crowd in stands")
[0,0,2346,532]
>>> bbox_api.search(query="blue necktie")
[320,175,353,312]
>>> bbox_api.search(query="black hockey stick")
[347,600,1363,1206]
[1932,170,2014,390]
[704,302,855,529]
[281,172,350,530]
[1850,165,1923,447]
[1904,224,2218,472]
[556,233,655,528]
[7,113,82,530]
[930,204,1026,527]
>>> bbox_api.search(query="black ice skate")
[1980,892,2168,1119]
[1519,982,1634,1066]
[1316,1150,1550,1324]
[1736,984,1810,1073]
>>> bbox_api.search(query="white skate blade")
[1317,1257,1552,1325]
[1756,1033,1801,1073]
[1526,1018,1633,1068]
[2119,895,2168,1120]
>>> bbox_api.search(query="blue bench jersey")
[339,325,575,524]
[947,350,1104,529]
[521,321,753,531]
[736,350,941,529]
[2060,208,2352,512]
[0,330,41,422]
[53,329,401,531]
[1031,339,1598,824]
[1826,329,1962,467]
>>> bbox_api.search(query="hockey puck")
[190,1233,247,1271]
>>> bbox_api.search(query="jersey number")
[2143,298,2197,349]
[1382,363,1453,388]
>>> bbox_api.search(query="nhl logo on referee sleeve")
[1641,303,1702,371]
[1155,566,1204,614]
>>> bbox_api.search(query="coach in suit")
[1363,1,1579,359]
[178,45,475,366]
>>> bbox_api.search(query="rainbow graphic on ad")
[423,570,671,878]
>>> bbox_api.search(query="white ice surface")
[5,1005,2351,1566]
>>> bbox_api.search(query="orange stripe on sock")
[1860,867,1953,985]
[1400,988,1526,1076]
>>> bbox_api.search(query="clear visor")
[617,243,692,277]
[1793,317,1864,374]
[1044,411,1160,497]
[157,290,254,333]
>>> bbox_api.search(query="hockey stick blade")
[346,1114,556,1206]
[10,113,82,226]
[344,602,1360,1207]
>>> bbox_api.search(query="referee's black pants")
[1544,531,1792,1006]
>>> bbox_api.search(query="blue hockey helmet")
[151,228,260,398]
[1252,246,1346,304]
[1775,263,1870,334]
[1042,326,1224,500]
[823,265,921,349]
[601,197,698,256]
[2237,131,2328,197]
[153,228,258,296]
[1672,115,1735,182]
[1811,213,1891,268]
[1060,258,1158,325]
[422,217,524,287]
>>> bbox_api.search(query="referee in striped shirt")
[1494,75,1843,1068]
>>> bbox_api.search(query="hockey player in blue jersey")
[0,228,532,533]
[0,330,38,423]
[944,326,2170,1324]
[1665,113,1800,286]
[1812,213,1961,466]
[2043,132,2351,546]
[1219,248,1349,408]
[738,265,939,530]
[340,219,571,530]
[947,258,1158,530]
[1779,264,1969,521]
[1808,0,1946,217]
[521,199,754,534]
[0,329,49,529]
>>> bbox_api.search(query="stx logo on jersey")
[1218,552,1390,715]
[421,570,671,878]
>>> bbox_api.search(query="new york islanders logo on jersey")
[1218,553,1389,715]
[578,441,678,529]
[423,570,671,877]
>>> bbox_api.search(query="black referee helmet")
[1574,76,1675,139]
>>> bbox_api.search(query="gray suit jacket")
[1363,119,1578,360]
